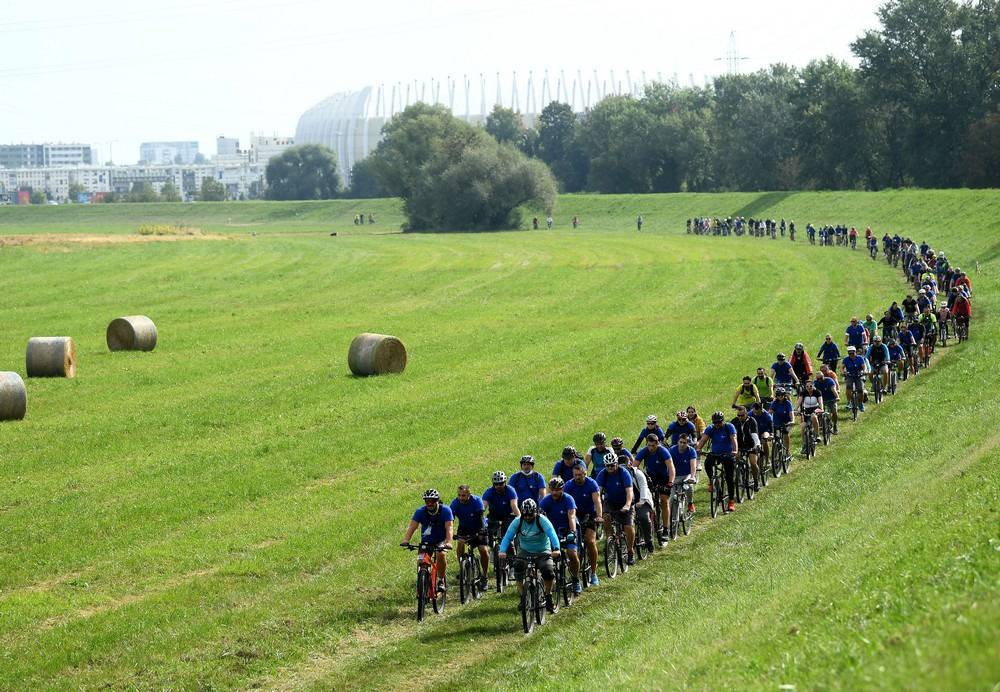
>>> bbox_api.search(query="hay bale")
[0,372,27,421]
[107,315,157,352]
[348,333,407,376]
[25,337,77,378]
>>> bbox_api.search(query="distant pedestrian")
[572,216,579,229]
[359,213,365,225]
[368,213,374,224]
[636,215,643,232]
[353,214,360,225]
[546,216,553,229]
[532,216,539,230]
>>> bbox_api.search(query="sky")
[0,0,883,165]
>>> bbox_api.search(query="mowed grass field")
[0,190,997,689]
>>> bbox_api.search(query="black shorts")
[457,528,487,546]
[512,553,555,581]
[577,513,598,532]
[606,507,634,527]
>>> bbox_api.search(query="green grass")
[0,190,997,689]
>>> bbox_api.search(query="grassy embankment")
[0,189,996,689]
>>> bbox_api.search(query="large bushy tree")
[265,144,340,200]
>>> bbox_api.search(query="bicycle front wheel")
[533,580,546,625]
[520,587,534,633]
[459,558,471,604]
[604,537,619,578]
[416,570,428,623]
[432,573,446,615]
[710,479,721,518]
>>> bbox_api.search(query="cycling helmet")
[711,411,725,423]
[794,342,804,350]
[492,470,507,484]
[423,488,440,501]
[521,498,538,517]
[775,386,787,395]
[676,410,687,418]
[548,477,565,490]
[646,414,657,424]
[776,353,786,360]
[873,334,882,342]
[604,452,619,467]
[592,432,606,444]
[610,437,624,448]
[519,455,535,466]
[562,446,577,459]
[867,314,874,320]
[847,345,857,352]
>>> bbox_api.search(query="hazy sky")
[0,0,882,164]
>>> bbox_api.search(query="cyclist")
[887,336,905,385]
[596,453,636,565]
[790,343,814,384]
[586,433,613,478]
[731,405,761,490]
[749,402,773,467]
[687,406,707,438]
[868,234,878,259]
[797,381,824,450]
[635,434,675,543]
[845,317,868,350]
[566,463,602,586]
[849,225,858,249]
[731,375,761,409]
[817,334,841,372]
[510,455,547,507]
[625,458,657,545]
[842,345,870,412]
[695,411,739,513]
[813,371,840,434]
[952,289,971,336]
[769,387,795,460]
[483,471,521,545]
[539,478,581,594]
[498,498,561,613]
[450,485,490,590]
[902,294,919,322]
[631,415,666,455]
[919,307,938,357]
[862,314,879,345]
[904,320,924,374]
[917,289,933,314]
[668,433,699,513]
[666,410,697,445]
[401,489,454,593]
[609,436,634,467]
[553,446,581,483]
[878,309,901,342]
[888,300,905,324]
[865,335,890,397]
[753,367,775,408]
[771,353,798,392]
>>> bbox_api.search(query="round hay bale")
[0,372,27,421]
[107,315,157,352]
[25,337,77,378]
[348,333,407,376]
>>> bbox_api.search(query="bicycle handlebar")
[400,543,452,552]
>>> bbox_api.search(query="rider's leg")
[478,544,490,576]
[749,451,760,485]
[567,548,580,578]
[585,529,598,578]
[659,492,671,536]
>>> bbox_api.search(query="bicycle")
[771,426,790,478]
[872,370,883,404]
[800,413,817,459]
[603,511,629,578]
[922,337,934,368]
[706,455,732,518]
[554,533,577,608]
[402,543,451,622]
[734,450,754,502]
[488,520,513,594]
[633,503,655,561]
[510,555,551,633]
[668,480,694,538]
[888,363,899,394]
[846,379,863,420]
[956,317,968,343]
[818,410,833,446]
[456,534,487,605]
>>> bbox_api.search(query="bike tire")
[416,570,428,623]
[743,463,754,500]
[459,558,470,605]
[710,478,721,518]
[604,537,619,578]
[669,495,680,540]
[472,557,484,600]
[520,587,533,634]
[432,573,446,615]
[734,468,743,503]
[618,539,629,574]
[634,522,646,562]
[534,581,546,625]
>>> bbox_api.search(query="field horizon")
[1,189,997,689]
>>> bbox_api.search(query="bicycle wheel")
[669,495,680,539]
[493,548,506,594]
[416,570,428,623]
[618,537,629,574]
[604,536,619,578]
[559,560,571,608]
[634,522,646,562]
[743,462,754,500]
[472,556,484,600]
[459,558,471,604]
[770,443,782,478]
[534,580,546,625]
[520,586,534,634]
[875,376,883,404]
[432,572,446,614]
[733,466,743,503]
[710,477,721,518]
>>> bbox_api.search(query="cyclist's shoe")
[727,500,736,512]
[545,593,555,613]
[478,575,488,591]
[436,579,447,594]
[687,502,696,513]
[590,573,600,587]
[859,403,865,411]
[626,552,636,566]
[657,531,668,544]
[572,579,582,595]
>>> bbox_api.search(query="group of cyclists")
[400,217,974,628]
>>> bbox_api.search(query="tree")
[961,111,1000,187]
[640,83,716,192]
[160,180,182,202]
[29,190,47,205]
[579,95,657,193]
[128,181,159,203]
[344,157,384,198]
[67,182,85,202]
[265,144,341,200]
[200,177,226,202]
[537,102,588,192]
[485,105,523,145]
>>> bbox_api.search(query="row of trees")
[71,178,229,203]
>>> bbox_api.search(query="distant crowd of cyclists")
[400,216,974,629]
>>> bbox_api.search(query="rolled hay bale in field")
[25,337,76,378]
[348,333,407,376]
[0,372,27,421]
[107,315,157,352]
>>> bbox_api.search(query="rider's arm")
[730,433,739,455]
[623,486,634,510]
[695,433,709,452]
[631,430,645,455]
[509,498,521,518]
[444,520,453,546]
[542,517,560,552]
[402,519,419,544]
[567,508,577,536]
[592,491,603,521]
[668,460,676,485]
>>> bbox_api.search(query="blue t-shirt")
[411,504,453,545]
[666,420,697,444]
[587,446,613,476]
[552,460,578,483]
[632,425,666,453]
[814,376,838,402]
[449,495,486,533]
[565,476,600,516]
[482,485,517,520]
[888,344,905,361]
[596,467,634,509]
[772,361,793,382]
[845,324,867,347]
[750,410,773,435]
[899,330,916,347]
[817,341,841,360]
[769,399,794,426]
[866,343,890,364]
[667,444,698,477]
[509,470,546,506]
[908,323,925,342]
[843,354,868,377]
[704,422,737,454]
[539,493,577,533]
[635,444,673,483]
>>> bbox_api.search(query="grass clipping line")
[25,337,76,378]
[0,371,27,421]
[107,315,157,352]
[347,333,407,376]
